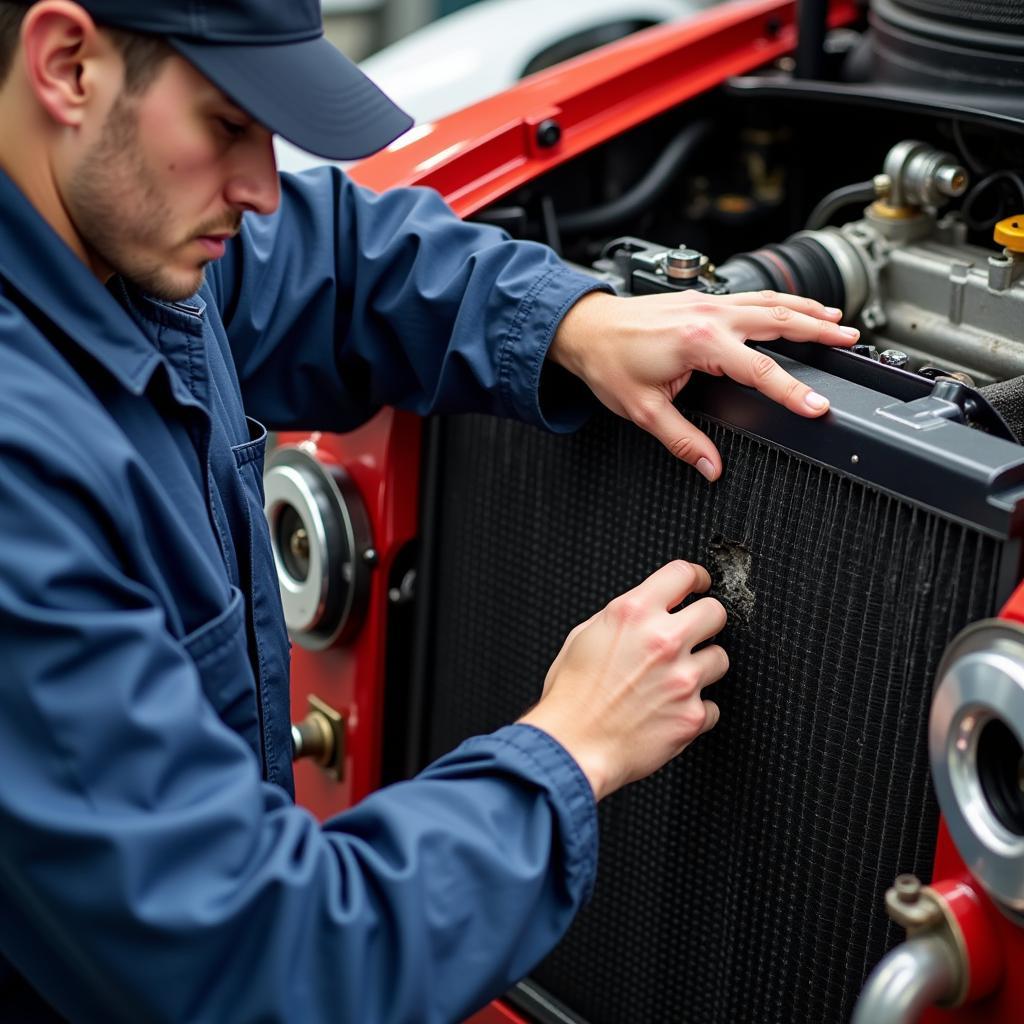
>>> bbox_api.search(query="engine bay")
[474,6,1024,440]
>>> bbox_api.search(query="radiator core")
[420,410,1003,1024]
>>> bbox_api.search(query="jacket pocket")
[232,416,268,500]
[230,418,295,794]
[181,584,262,757]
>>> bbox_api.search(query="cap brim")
[169,34,413,161]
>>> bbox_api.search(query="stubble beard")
[67,93,206,303]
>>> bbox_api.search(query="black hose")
[961,169,1024,231]
[557,120,711,235]
[805,179,876,229]
[795,0,828,80]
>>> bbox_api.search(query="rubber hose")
[557,120,711,235]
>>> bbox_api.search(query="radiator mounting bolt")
[536,119,562,149]
[894,874,921,905]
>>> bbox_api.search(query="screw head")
[894,873,922,904]
[536,119,562,149]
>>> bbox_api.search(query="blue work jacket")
[0,166,604,1023]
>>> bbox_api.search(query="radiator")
[415,353,1024,1023]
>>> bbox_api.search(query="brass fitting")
[291,694,346,780]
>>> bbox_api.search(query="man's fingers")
[631,395,722,479]
[712,289,845,323]
[675,597,727,648]
[718,344,833,418]
[697,700,720,735]
[681,642,730,687]
[624,560,712,614]
[734,305,860,347]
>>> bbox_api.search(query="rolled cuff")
[497,265,613,433]
[461,723,599,901]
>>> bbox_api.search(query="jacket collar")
[0,168,162,396]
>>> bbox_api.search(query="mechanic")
[0,1,860,1021]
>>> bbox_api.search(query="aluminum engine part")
[803,216,1024,386]
[883,139,968,210]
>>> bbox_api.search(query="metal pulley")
[264,444,374,650]
[929,619,1024,914]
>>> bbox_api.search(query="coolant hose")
[557,120,711,235]
[805,179,875,230]
[851,933,959,1024]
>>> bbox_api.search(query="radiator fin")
[425,412,1002,1024]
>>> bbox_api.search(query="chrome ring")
[930,620,1024,913]
[263,446,372,650]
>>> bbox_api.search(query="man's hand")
[519,561,728,801]
[548,289,860,480]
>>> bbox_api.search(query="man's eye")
[216,117,246,139]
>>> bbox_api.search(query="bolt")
[535,119,561,149]
[851,454,860,465]
[894,874,922,904]
[362,547,378,566]
[873,173,892,199]
[936,163,968,198]
[879,349,909,369]
[290,527,309,563]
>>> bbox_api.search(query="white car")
[276,0,720,173]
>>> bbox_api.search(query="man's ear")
[20,1,111,129]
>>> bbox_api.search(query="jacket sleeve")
[0,401,598,1023]
[206,166,609,434]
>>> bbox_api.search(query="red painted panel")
[921,822,1024,1023]
[285,410,421,818]
[464,1001,530,1024]
[998,576,1024,627]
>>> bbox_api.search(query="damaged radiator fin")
[423,410,1003,1024]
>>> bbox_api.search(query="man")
[0,1,859,1020]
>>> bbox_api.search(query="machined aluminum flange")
[931,619,1024,915]
[264,445,373,650]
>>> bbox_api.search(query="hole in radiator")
[708,534,756,625]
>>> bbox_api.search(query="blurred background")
[281,0,713,171]
[322,0,471,62]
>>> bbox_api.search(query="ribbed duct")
[870,0,1024,100]
[422,410,1003,1024]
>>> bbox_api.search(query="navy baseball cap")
[77,0,413,159]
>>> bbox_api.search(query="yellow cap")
[994,215,1024,253]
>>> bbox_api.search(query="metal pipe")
[851,934,959,1024]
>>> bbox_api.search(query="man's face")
[65,54,280,302]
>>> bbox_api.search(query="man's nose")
[224,131,281,216]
